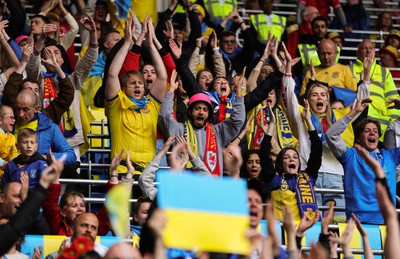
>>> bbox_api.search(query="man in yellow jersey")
[105,17,167,175]
[301,39,357,98]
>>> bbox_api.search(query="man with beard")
[159,70,245,176]
[46,213,108,258]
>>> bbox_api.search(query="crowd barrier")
[20,220,386,258]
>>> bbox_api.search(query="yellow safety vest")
[349,58,400,137]
[175,0,197,14]
[298,44,341,66]
[203,0,237,22]
[250,14,286,42]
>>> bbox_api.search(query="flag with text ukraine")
[157,171,250,255]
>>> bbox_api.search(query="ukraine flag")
[108,0,158,34]
[157,171,251,255]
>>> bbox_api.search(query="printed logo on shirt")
[206,150,217,172]
[30,169,37,178]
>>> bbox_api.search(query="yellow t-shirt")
[301,63,357,96]
[0,130,19,179]
[105,91,161,174]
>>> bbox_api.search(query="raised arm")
[282,206,298,258]
[326,98,371,158]
[376,181,400,259]
[158,70,185,137]
[231,115,254,146]
[303,99,322,179]
[71,16,98,90]
[4,0,26,40]
[0,20,19,78]
[188,36,204,75]
[27,24,58,82]
[247,40,270,92]
[105,17,134,100]
[2,46,33,106]
[244,37,283,112]
[170,39,202,97]
[186,4,202,54]
[353,214,374,259]
[57,0,79,50]
[210,31,226,78]
[259,104,278,183]
[139,136,175,200]
[148,18,167,101]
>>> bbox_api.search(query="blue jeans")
[156,139,168,167]
[315,172,345,215]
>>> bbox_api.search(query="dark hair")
[354,118,382,143]
[30,14,49,24]
[140,63,154,73]
[0,182,18,196]
[132,196,152,224]
[42,42,64,54]
[103,30,121,41]
[43,41,73,74]
[196,68,213,83]
[78,250,101,259]
[311,16,328,29]
[97,21,114,52]
[17,128,37,143]
[376,11,393,31]
[139,197,159,256]
[240,150,260,179]
[207,76,230,92]
[247,179,267,203]
[220,30,236,39]
[275,147,299,175]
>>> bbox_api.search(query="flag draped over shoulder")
[157,171,250,255]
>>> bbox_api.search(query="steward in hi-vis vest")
[202,0,237,25]
[250,13,286,43]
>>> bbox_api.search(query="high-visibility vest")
[349,58,400,136]
[203,0,237,23]
[175,0,197,14]
[298,44,341,66]
[250,13,286,42]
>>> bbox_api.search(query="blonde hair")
[306,84,333,129]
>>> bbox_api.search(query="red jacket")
[43,182,114,236]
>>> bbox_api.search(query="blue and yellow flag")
[338,223,383,259]
[157,171,250,255]
[107,0,130,34]
[108,0,158,34]
[21,235,121,257]
[106,183,131,238]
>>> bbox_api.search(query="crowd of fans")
[0,0,400,258]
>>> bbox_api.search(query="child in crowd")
[2,128,47,189]
[0,105,19,181]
